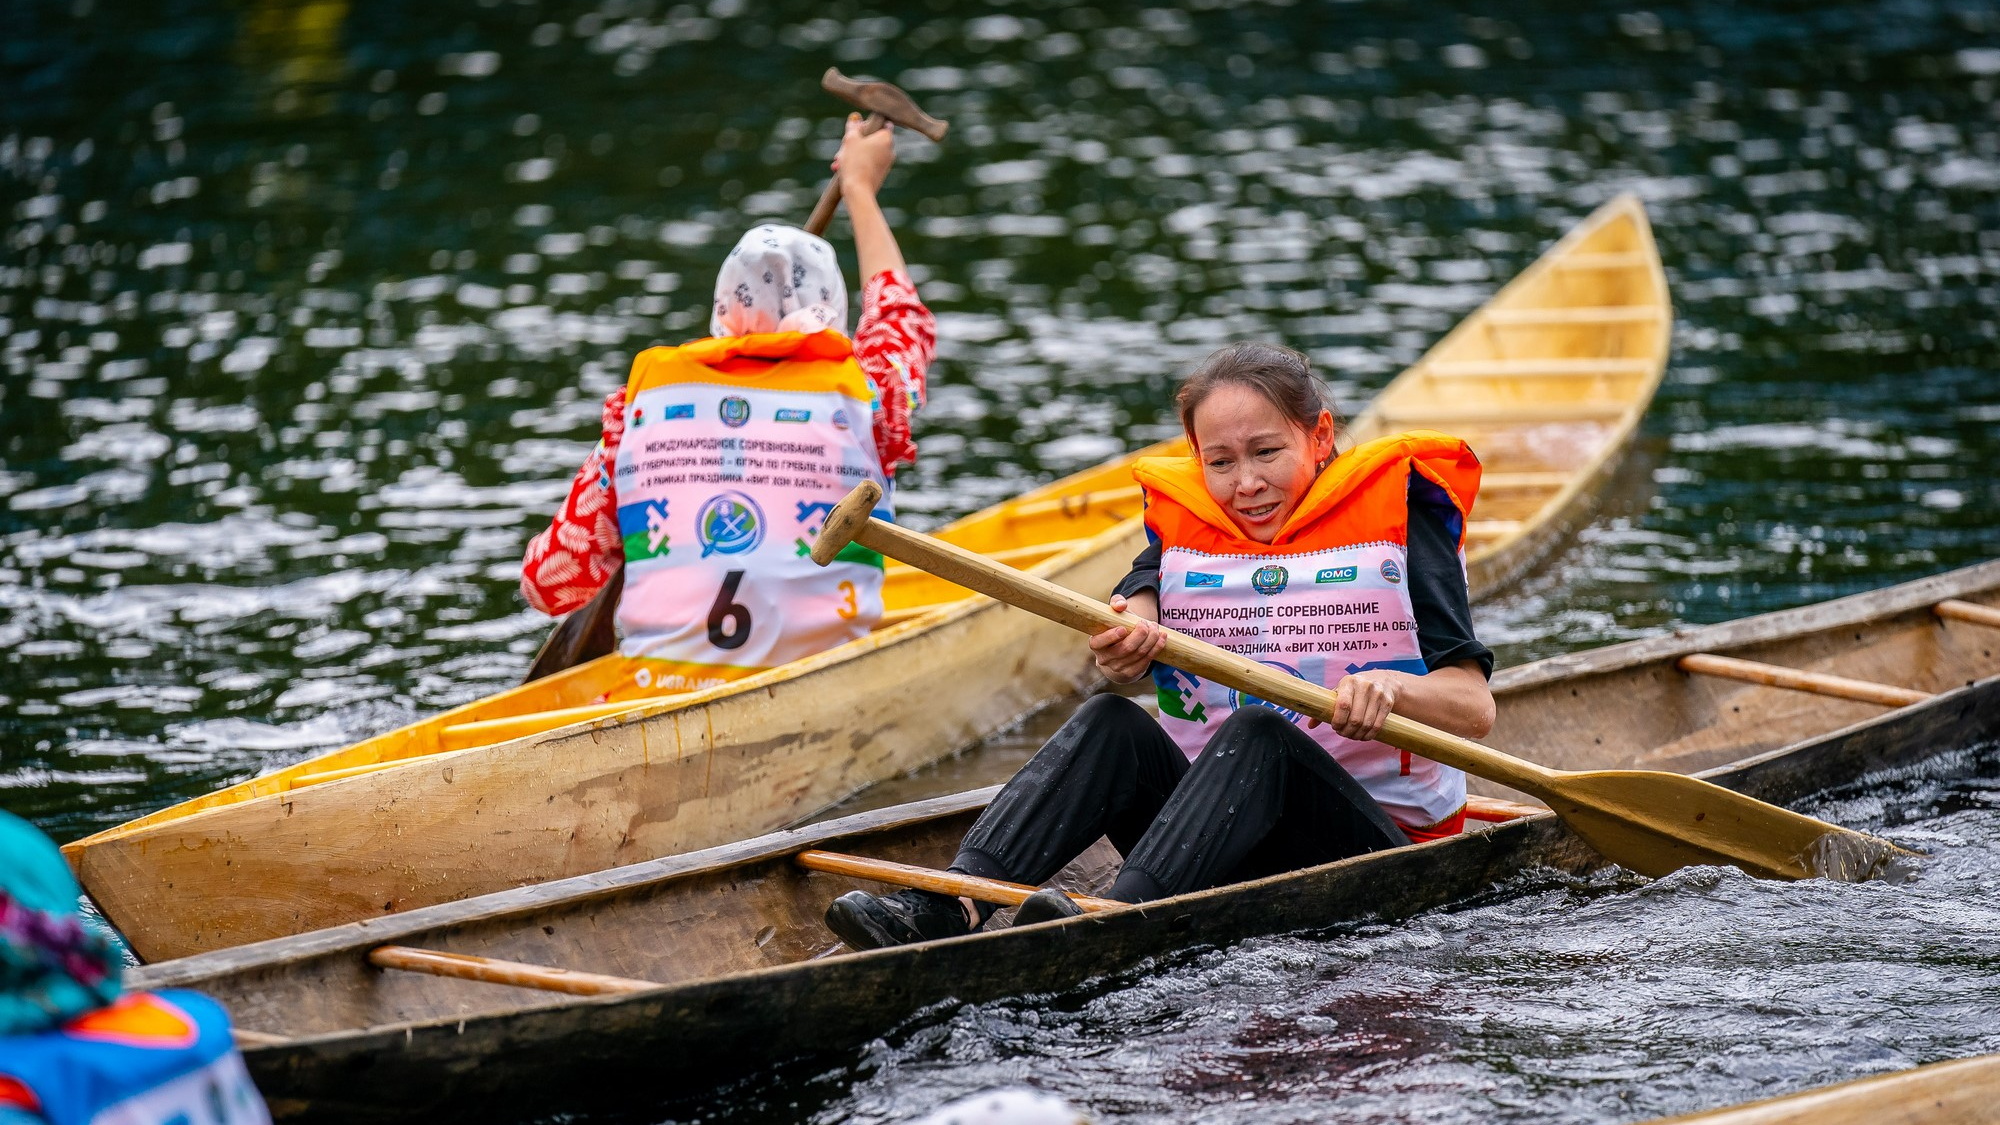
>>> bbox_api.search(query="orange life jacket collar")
[675,329,853,368]
[1132,430,1481,550]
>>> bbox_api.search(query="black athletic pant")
[951,693,1409,904]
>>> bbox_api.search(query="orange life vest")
[1134,431,1481,829]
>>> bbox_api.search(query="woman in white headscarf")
[524,115,936,620]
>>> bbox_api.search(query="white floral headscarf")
[710,224,848,337]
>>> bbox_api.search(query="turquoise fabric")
[0,811,121,1037]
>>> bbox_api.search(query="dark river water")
[2,0,1998,1119]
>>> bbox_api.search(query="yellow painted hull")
[66,194,1671,962]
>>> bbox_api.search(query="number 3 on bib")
[707,571,751,650]
[835,580,859,621]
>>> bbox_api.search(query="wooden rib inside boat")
[67,192,1672,963]
[131,561,2000,1124]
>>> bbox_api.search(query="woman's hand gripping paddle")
[812,481,1916,884]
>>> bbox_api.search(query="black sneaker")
[825,889,972,950]
[1011,887,1084,927]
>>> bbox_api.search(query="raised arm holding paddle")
[519,78,944,694]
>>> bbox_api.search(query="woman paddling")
[827,342,1497,948]
[522,115,937,695]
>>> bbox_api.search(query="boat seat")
[1426,358,1659,378]
[1479,471,1571,492]
[1378,402,1629,426]
[1484,306,1667,326]
[1466,519,1523,540]
[1552,251,1652,271]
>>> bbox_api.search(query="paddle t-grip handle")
[803,70,950,238]
[809,483,1561,797]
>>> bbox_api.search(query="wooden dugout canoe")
[131,561,2000,1123]
[67,192,1672,963]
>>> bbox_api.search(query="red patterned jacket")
[521,269,936,615]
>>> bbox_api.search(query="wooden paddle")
[809,481,1916,884]
[521,565,622,684]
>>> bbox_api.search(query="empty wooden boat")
[69,193,1673,963]
[1341,191,1670,591]
[132,561,2000,1123]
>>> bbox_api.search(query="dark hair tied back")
[1175,342,1340,442]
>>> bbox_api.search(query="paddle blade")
[1546,770,1918,883]
[522,567,623,684]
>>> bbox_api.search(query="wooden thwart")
[1380,402,1629,427]
[1002,485,1142,522]
[1938,599,2000,629]
[1427,358,1659,379]
[1480,471,1573,492]
[1552,251,1653,272]
[1677,653,1931,708]
[795,850,1121,912]
[368,945,661,996]
[1485,305,1667,325]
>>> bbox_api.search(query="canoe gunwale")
[1490,558,2000,693]
[217,672,2000,1124]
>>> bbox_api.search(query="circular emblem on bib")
[1250,564,1289,596]
[697,491,764,557]
[831,408,852,431]
[718,396,752,428]
[1380,558,1403,584]
[1227,661,1307,722]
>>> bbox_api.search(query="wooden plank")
[1643,1053,2000,1124]
[795,850,1121,912]
[1002,485,1142,522]
[1553,251,1653,271]
[1938,599,2000,629]
[982,536,1096,566]
[1428,358,1660,378]
[1678,653,1932,708]
[1466,519,1524,540]
[1484,305,1668,326]
[1378,402,1631,427]
[368,946,661,997]
[1480,471,1572,492]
